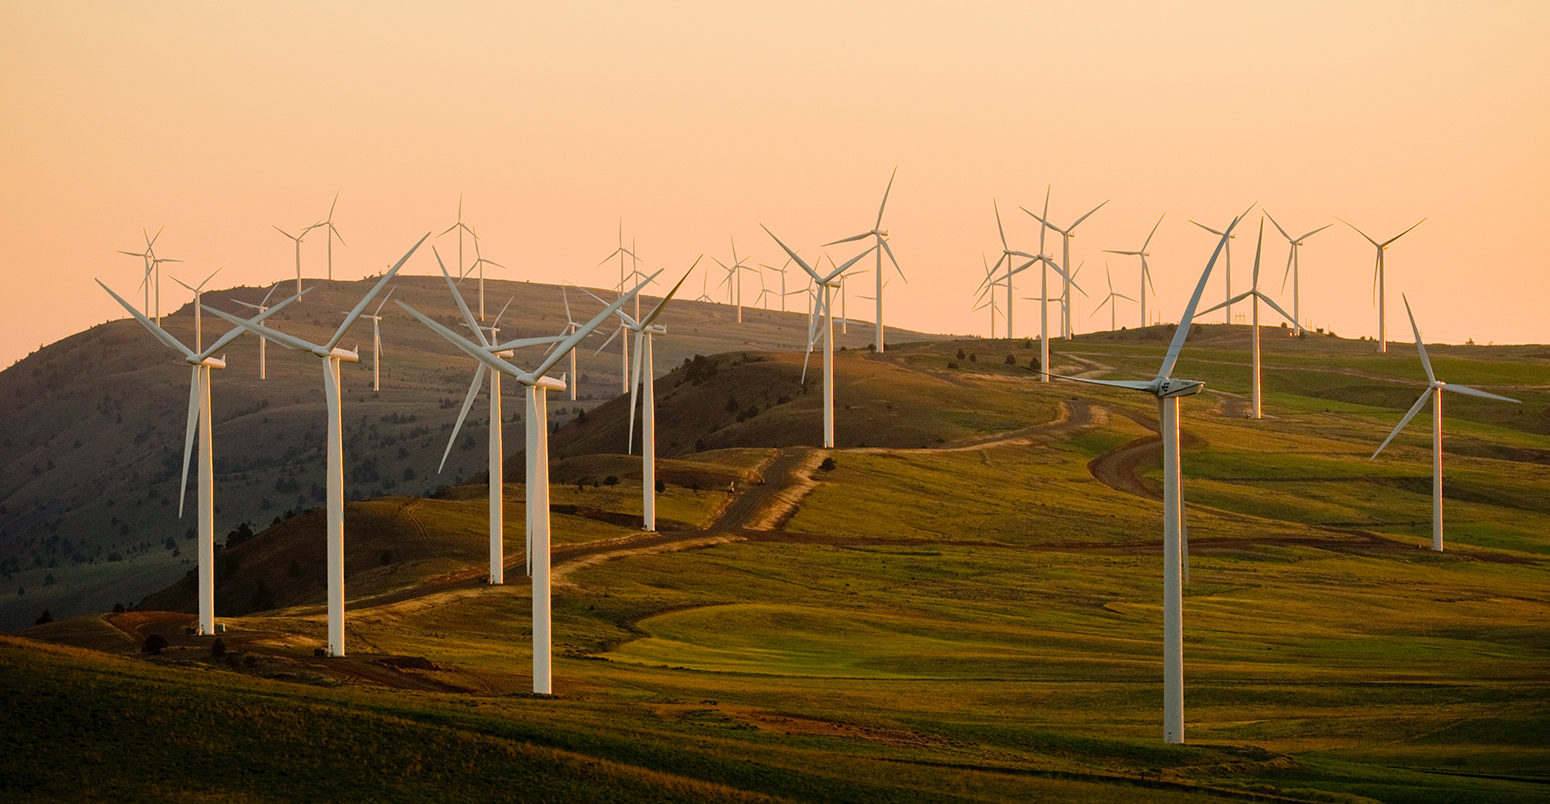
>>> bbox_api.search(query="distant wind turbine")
[612,263,694,531]
[1026,192,1108,338]
[401,268,659,695]
[232,285,280,380]
[168,267,223,352]
[438,194,477,287]
[1337,216,1425,353]
[1103,213,1164,328]
[206,234,427,656]
[714,237,758,324]
[825,167,905,352]
[1090,263,1136,332]
[463,226,506,321]
[1198,220,1297,419]
[764,226,875,448]
[1189,205,1256,324]
[357,289,394,392]
[1371,295,1519,551]
[1263,212,1331,336]
[1051,215,1242,744]
[320,192,346,281]
[597,221,639,393]
[97,278,302,637]
[274,221,322,296]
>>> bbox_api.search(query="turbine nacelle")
[328,346,360,363]
[191,355,227,370]
[1156,379,1205,398]
[532,375,567,392]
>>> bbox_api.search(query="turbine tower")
[1337,216,1425,352]
[1263,211,1330,336]
[714,237,758,324]
[356,289,394,392]
[825,167,905,353]
[1102,213,1164,328]
[1198,221,1297,419]
[1051,215,1242,744]
[232,285,280,380]
[97,278,302,636]
[206,235,427,657]
[764,226,875,449]
[1026,193,1108,339]
[432,254,566,584]
[1014,191,1074,380]
[401,271,658,695]
[1371,295,1519,550]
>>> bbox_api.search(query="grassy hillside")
[0,275,932,629]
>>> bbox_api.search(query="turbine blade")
[825,245,877,283]
[1143,213,1165,250]
[1371,390,1433,459]
[880,238,905,283]
[1336,217,1381,248]
[95,279,195,359]
[640,261,697,327]
[1196,292,1254,317]
[1256,292,1297,326]
[1049,373,1158,392]
[1382,218,1426,247]
[593,325,622,356]
[178,366,200,518]
[1401,295,1435,383]
[398,302,529,381]
[995,201,1009,250]
[1251,219,1264,288]
[373,287,397,317]
[1298,223,1333,241]
[823,232,872,247]
[491,295,513,329]
[328,232,429,350]
[202,304,319,355]
[762,225,821,283]
[1263,210,1294,243]
[1070,199,1109,230]
[434,246,488,347]
[493,334,565,351]
[201,288,308,359]
[1280,246,1295,292]
[533,270,662,379]
[1159,216,1239,380]
[875,166,897,228]
[439,365,487,473]
[1442,384,1521,404]
[627,332,644,452]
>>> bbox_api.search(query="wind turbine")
[1197,221,1297,419]
[560,287,582,401]
[356,289,394,392]
[119,227,177,323]
[431,256,566,584]
[824,167,905,353]
[320,192,346,281]
[1262,212,1330,337]
[1014,192,1077,379]
[461,227,507,321]
[232,285,280,379]
[1188,208,1255,324]
[762,259,793,313]
[274,221,322,296]
[974,254,1004,338]
[597,221,639,393]
[168,268,223,352]
[1050,215,1242,744]
[438,194,477,285]
[984,200,1036,340]
[206,234,428,656]
[610,262,694,531]
[714,237,758,324]
[1371,295,1519,551]
[400,269,659,694]
[1089,263,1136,332]
[1026,193,1108,338]
[97,278,302,636]
[1103,213,1164,328]
[1337,216,1425,352]
[763,226,875,448]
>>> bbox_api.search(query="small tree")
[34,610,52,625]
[142,634,168,655]
[819,457,837,471]
[210,638,227,658]
[654,479,665,493]
[1004,354,1017,365]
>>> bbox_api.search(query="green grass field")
[9,327,1550,801]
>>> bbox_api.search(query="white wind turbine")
[824,167,905,352]
[764,226,875,448]
[1026,193,1108,338]
[1263,212,1331,336]
[97,278,302,636]
[1197,221,1298,419]
[400,269,659,694]
[607,263,694,532]
[560,287,582,401]
[432,258,566,584]
[232,285,280,380]
[1050,216,1241,744]
[356,289,395,392]
[463,226,507,321]
[1013,193,1077,380]
[119,227,178,324]
[320,192,346,281]
[762,259,792,313]
[1371,295,1519,551]
[973,254,1005,338]
[438,194,478,286]
[1337,216,1425,353]
[168,268,223,352]
[714,237,759,324]
[1090,263,1137,332]
[274,220,322,296]
[206,235,428,656]
[1103,213,1164,328]
[1189,206,1255,324]
[598,221,640,393]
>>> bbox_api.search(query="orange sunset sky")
[3,1,1548,369]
